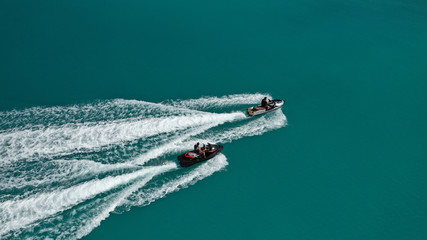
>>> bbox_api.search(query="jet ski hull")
[178,145,224,168]
[247,99,285,117]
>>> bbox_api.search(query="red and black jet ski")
[178,144,223,168]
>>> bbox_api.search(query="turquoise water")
[1,0,427,239]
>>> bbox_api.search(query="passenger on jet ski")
[195,143,206,159]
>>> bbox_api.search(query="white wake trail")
[167,110,287,153]
[202,110,287,143]
[0,93,287,240]
[0,160,137,190]
[0,112,245,163]
[130,112,246,165]
[61,154,229,240]
[126,154,228,208]
[0,99,199,131]
[0,163,176,236]
[41,110,286,239]
[162,93,270,110]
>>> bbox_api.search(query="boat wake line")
[0,93,287,239]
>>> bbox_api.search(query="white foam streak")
[130,114,244,165]
[0,112,245,162]
[163,93,270,110]
[61,155,228,240]
[71,170,168,240]
[127,154,228,207]
[0,163,176,236]
[207,110,287,143]
[0,93,287,240]
[0,99,196,131]
[0,160,136,190]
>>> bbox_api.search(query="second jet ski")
[178,143,223,168]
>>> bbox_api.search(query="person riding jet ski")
[253,97,272,111]
[261,97,273,110]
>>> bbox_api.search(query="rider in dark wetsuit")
[261,97,270,110]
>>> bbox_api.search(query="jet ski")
[247,99,285,117]
[178,144,224,168]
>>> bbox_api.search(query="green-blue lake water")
[1,0,426,239]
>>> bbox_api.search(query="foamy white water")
[162,93,270,110]
[0,163,176,236]
[0,160,136,190]
[0,94,287,239]
[0,112,245,163]
[125,154,229,208]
